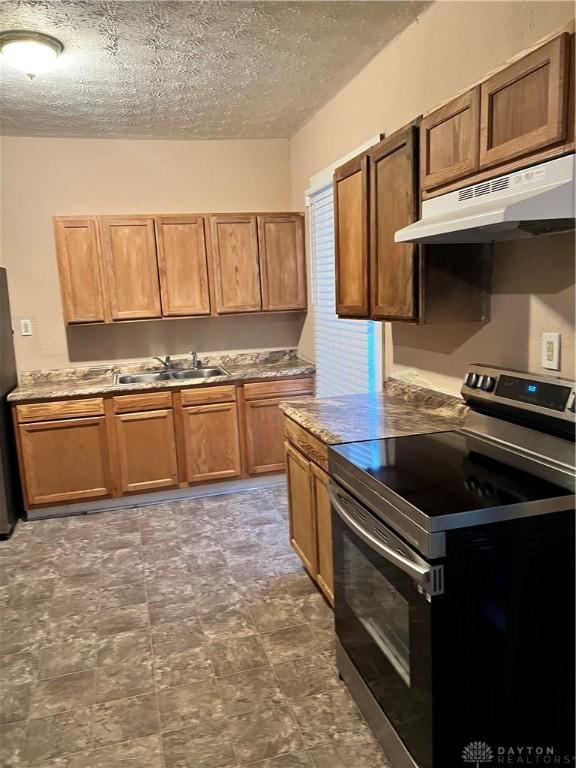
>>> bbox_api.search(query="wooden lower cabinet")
[285,439,333,605]
[311,463,334,604]
[245,398,287,474]
[180,401,242,483]
[285,442,317,576]
[114,409,178,493]
[18,416,113,506]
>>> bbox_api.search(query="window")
[308,183,382,398]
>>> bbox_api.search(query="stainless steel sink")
[115,372,173,384]
[114,367,229,385]
[169,367,228,380]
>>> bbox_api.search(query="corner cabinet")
[421,30,573,197]
[334,123,492,324]
[333,155,369,317]
[100,216,162,320]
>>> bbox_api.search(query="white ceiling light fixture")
[0,30,64,79]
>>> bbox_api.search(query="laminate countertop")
[8,351,315,403]
[279,380,467,445]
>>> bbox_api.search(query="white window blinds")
[309,184,382,398]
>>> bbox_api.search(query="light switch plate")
[542,332,560,370]
[20,318,33,336]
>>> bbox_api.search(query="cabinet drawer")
[180,385,237,406]
[16,398,105,423]
[243,377,314,401]
[113,392,173,413]
[283,417,328,471]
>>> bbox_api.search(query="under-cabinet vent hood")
[395,155,575,244]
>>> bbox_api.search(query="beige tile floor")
[0,485,391,768]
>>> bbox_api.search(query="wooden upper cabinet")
[479,33,570,170]
[334,155,369,317]
[100,216,162,320]
[258,214,306,311]
[155,215,211,317]
[54,217,109,323]
[210,215,262,313]
[420,88,480,192]
[19,416,113,507]
[370,126,419,321]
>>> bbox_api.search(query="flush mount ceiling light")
[0,30,64,79]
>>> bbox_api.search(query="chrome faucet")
[189,351,199,369]
[154,355,173,369]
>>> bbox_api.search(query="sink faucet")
[154,355,173,369]
[189,351,199,369]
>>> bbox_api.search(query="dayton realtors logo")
[462,742,494,767]
[462,742,575,765]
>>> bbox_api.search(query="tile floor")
[0,485,391,768]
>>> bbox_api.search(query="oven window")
[343,536,411,686]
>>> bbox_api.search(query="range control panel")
[462,364,576,420]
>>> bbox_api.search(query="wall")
[1,136,299,372]
[291,0,576,394]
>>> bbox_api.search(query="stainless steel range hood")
[395,155,575,244]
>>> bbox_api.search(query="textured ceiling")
[0,1,429,139]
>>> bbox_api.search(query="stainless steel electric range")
[328,365,575,768]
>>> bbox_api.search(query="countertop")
[279,380,467,444]
[8,351,315,403]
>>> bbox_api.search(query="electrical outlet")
[542,332,560,371]
[20,318,33,336]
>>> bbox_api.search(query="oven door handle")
[329,485,436,590]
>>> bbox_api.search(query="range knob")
[480,376,496,392]
[465,372,479,388]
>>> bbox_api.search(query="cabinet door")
[333,155,369,317]
[100,216,161,320]
[210,215,261,313]
[19,417,112,507]
[258,214,307,310]
[311,463,333,606]
[370,125,419,320]
[285,442,317,576]
[155,215,211,317]
[479,33,569,170]
[420,88,480,191]
[180,402,241,483]
[115,409,178,494]
[245,398,286,475]
[54,217,109,323]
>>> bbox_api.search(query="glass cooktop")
[330,431,573,519]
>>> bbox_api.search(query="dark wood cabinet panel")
[420,88,480,192]
[370,126,419,320]
[479,33,570,169]
[334,155,370,317]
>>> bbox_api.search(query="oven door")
[330,481,443,768]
